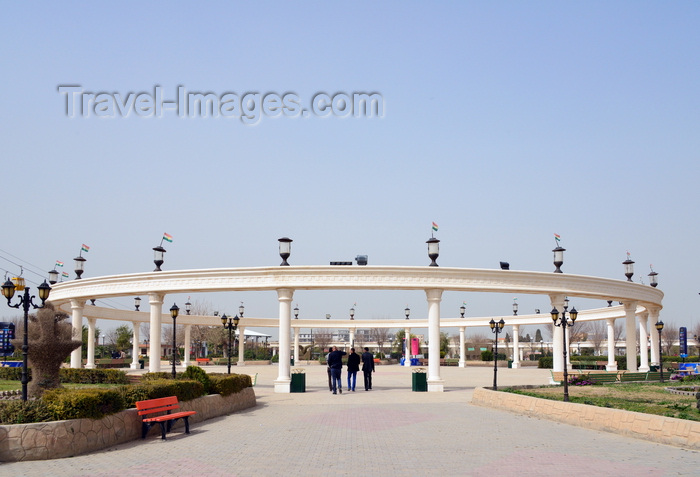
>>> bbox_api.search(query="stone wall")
[472,387,700,450]
[0,387,256,462]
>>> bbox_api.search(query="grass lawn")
[505,382,700,422]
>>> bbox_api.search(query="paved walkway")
[3,364,698,476]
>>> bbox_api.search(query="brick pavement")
[2,364,698,476]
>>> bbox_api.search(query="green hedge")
[0,400,55,424]
[43,388,126,420]
[119,379,205,409]
[0,367,128,384]
[209,374,251,396]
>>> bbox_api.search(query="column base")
[511,362,521,369]
[458,360,466,368]
[274,378,291,393]
[427,379,444,392]
[129,363,138,370]
[237,361,246,367]
[606,364,618,372]
[639,365,650,372]
[85,364,96,370]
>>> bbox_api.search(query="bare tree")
[588,320,606,356]
[370,328,391,355]
[661,321,679,355]
[314,331,333,356]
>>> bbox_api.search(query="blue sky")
[1,2,698,339]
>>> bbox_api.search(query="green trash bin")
[508,360,513,368]
[412,369,427,392]
[291,372,305,393]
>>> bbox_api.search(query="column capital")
[549,294,566,308]
[148,292,164,305]
[623,301,638,313]
[277,288,294,302]
[70,299,86,309]
[425,288,443,301]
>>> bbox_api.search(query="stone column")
[274,288,294,393]
[183,324,191,368]
[638,312,650,372]
[648,306,661,367]
[425,289,444,392]
[458,326,466,368]
[130,321,140,369]
[624,301,638,372]
[512,324,520,369]
[550,295,566,372]
[349,328,355,349]
[404,327,412,366]
[86,317,96,369]
[148,293,163,372]
[70,299,85,369]
[293,327,300,364]
[237,326,246,366]
[606,318,618,371]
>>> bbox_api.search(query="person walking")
[361,347,375,391]
[346,348,360,391]
[327,346,346,394]
[326,347,333,392]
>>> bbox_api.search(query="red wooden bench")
[135,396,197,440]
[195,358,210,365]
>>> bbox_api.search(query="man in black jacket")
[327,346,346,394]
[346,348,361,391]
[361,347,375,391]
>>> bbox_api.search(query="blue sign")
[679,327,687,356]
[0,322,15,357]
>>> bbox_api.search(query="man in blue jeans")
[346,348,360,391]
[327,346,346,394]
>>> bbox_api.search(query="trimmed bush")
[119,379,205,408]
[0,400,54,424]
[59,368,128,384]
[181,365,212,394]
[42,388,126,420]
[141,372,173,381]
[209,374,251,396]
[538,356,553,369]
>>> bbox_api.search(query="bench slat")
[136,396,197,440]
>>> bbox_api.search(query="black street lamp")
[278,237,292,266]
[553,246,565,273]
[74,255,86,279]
[489,318,505,390]
[655,320,664,382]
[648,267,658,288]
[185,300,192,315]
[169,303,179,379]
[134,296,141,311]
[350,307,355,320]
[294,305,299,319]
[623,255,635,282]
[1,278,51,401]
[222,312,241,374]
[153,245,166,272]
[426,237,440,266]
[48,269,59,285]
[405,306,410,320]
[459,304,465,318]
[512,300,518,316]
[551,300,578,402]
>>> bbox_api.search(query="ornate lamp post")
[278,237,292,266]
[623,255,635,282]
[459,304,465,318]
[551,300,578,402]
[222,311,241,374]
[74,255,86,279]
[48,268,59,285]
[134,296,141,311]
[426,237,440,266]
[648,267,658,288]
[153,245,166,272]
[512,300,518,316]
[655,320,664,382]
[169,303,179,378]
[294,306,299,319]
[1,278,51,401]
[553,245,565,273]
[185,300,192,315]
[489,318,505,390]
[405,306,410,320]
[350,307,355,320]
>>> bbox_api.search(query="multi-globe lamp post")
[489,318,505,390]
[1,278,51,401]
[551,298,578,402]
[222,305,244,374]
